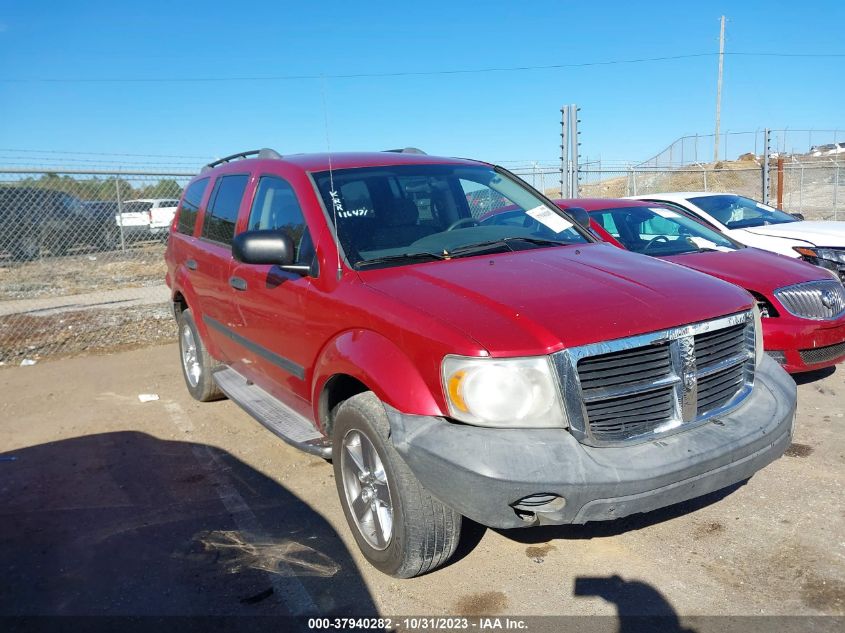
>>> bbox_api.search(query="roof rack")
[202,148,282,173]
[383,147,427,155]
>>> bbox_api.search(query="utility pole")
[713,15,726,162]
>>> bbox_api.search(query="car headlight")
[794,246,845,268]
[752,305,764,367]
[441,355,567,428]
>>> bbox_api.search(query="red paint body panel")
[359,243,752,355]
[557,198,845,373]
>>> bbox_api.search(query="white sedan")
[629,192,845,281]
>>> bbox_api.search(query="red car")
[554,198,845,373]
[165,150,795,577]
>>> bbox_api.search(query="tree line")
[10,173,186,201]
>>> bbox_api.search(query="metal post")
[694,134,698,163]
[799,165,804,214]
[560,106,569,198]
[776,157,784,209]
[703,165,708,191]
[762,128,771,204]
[631,169,638,196]
[115,177,126,252]
[834,160,840,221]
[569,104,580,199]
[713,15,726,162]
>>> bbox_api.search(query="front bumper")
[763,315,845,373]
[388,355,796,529]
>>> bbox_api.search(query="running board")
[213,367,332,459]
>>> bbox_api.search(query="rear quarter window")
[177,178,210,236]
[202,174,250,245]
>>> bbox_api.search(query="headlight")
[441,355,567,428]
[752,305,764,367]
[794,246,845,277]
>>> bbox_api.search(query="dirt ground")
[0,344,843,630]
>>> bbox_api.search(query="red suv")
[165,148,796,577]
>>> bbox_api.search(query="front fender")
[312,329,444,420]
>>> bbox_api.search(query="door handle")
[229,276,248,291]
[186,259,197,271]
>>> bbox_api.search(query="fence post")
[776,157,784,209]
[799,164,804,214]
[703,165,708,191]
[631,169,638,196]
[762,128,771,204]
[834,160,840,221]
[115,177,126,252]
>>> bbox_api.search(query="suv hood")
[743,220,845,245]
[360,243,753,356]
[662,247,831,295]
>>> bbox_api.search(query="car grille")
[554,311,755,446]
[799,341,845,366]
[774,280,845,320]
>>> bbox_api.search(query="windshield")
[590,206,740,256]
[689,194,796,229]
[312,164,590,269]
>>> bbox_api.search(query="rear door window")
[202,174,249,245]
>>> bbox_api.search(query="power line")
[0,148,213,159]
[1,51,842,84]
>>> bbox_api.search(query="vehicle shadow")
[792,365,836,385]
[493,481,745,545]
[0,431,378,618]
[573,574,697,632]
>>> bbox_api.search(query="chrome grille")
[774,280,845,320]
[694,323,747,368]
[555,311,755,446]
[799,341,845,366]
[578,344,672,396]
[697,363,745,415]
[583,385,675,442]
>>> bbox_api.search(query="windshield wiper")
[447,236,571,258]
[355,251,447,269]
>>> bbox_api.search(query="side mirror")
[566,207,592,230]
[232,230,309,273]
[790,212,805,221]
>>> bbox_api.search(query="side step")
[213,367,332,459]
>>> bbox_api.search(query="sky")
[0,0,843,170]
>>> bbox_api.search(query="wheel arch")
[313,329,444,435]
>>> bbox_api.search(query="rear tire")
[332,392,461,578]
[178,308,224,402]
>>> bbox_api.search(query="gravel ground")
[0,345,842,631]
[0,243,166,301]
[0,243,171,363]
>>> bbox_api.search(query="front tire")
[178,308,224,402]
[332,392,461,578]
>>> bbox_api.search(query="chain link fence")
[1,149,841,365]
[0,170,194,364]
[509,159,842,221]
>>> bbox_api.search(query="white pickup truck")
[119,198,180,241]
